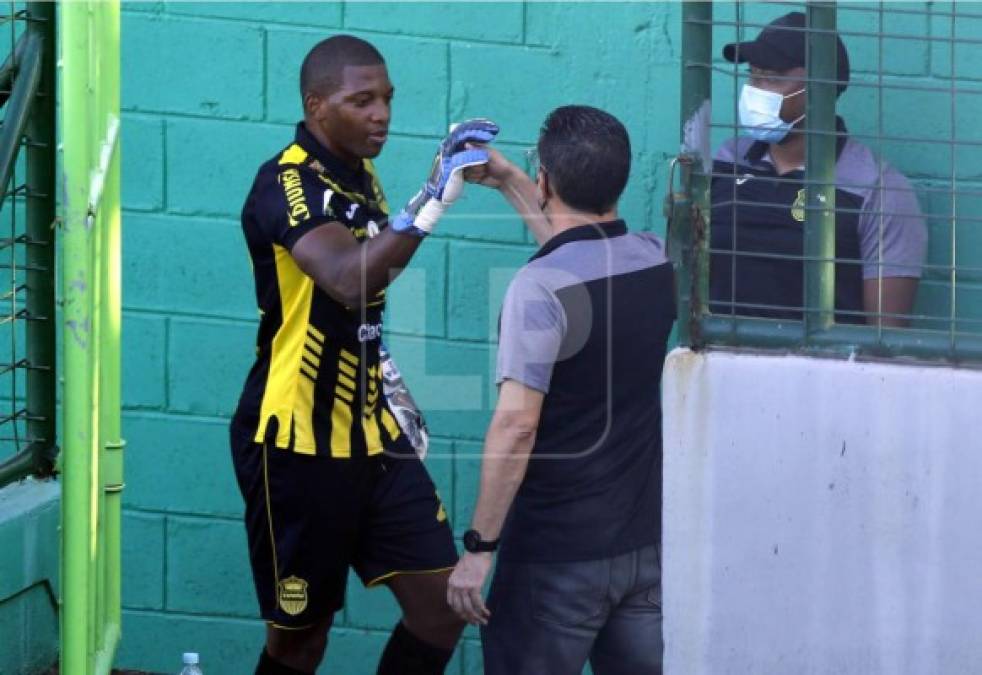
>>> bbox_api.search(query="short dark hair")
[537,105,631,215]
[300,35,385,97]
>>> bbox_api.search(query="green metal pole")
[25,0,57,477]
[61,1,96,673]
[91,0,107,657]
[98,0,123,663]
[804,2,838,335]
[677,0,712,348]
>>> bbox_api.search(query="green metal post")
[98,0,123,666]
[61,1,96,672]
[677,0,712,348]
[61,2,123,671]
[25,0,58,477]
[804,2,838,335]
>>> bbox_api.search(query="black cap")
[723,12,850,94]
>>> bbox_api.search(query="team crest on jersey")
[791,188,806,222]
[278,576,309,616]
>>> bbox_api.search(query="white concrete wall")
[662,348,982,675]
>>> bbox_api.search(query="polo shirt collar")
[294,121,365,188]
[530,219,628,262]
[744,115,850,167]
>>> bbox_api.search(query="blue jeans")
[481,543,662,675]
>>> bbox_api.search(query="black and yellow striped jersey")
[232,122,404,459]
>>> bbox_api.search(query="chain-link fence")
[672,1,982,363]
[0,0,57,485]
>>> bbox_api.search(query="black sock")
[376,622,455,675]
[255,648,313,675]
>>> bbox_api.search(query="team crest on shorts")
[791,189,806,222]
[278,576,309,616]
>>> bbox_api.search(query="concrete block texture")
[121,114,164,211]
[123,14,264,120]
[165,1,342,27]
[0,480,60,675]
[345,1,524,44]
[122,313,167,410]
[122,511,166,610]
[115,609,265,673]
[167,317,256,418]
[122,412,243,518]
[165,516,257,618]
[122,213,256,319]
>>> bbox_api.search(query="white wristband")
[413,198,447,235]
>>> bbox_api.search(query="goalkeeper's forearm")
[340,225,425,305]
[292,222,422,309]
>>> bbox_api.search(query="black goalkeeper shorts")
[230,429,458,629]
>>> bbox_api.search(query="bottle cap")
[183,652,199,665]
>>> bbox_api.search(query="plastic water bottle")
[179,652,203,675]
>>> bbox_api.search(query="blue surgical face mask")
[738,84,805,144]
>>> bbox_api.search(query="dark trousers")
[481,543,662,675]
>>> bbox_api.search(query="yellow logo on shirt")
[791,189,806,223]
[278,144,308,166]
[279,168,311,227]
[436,490,447,522]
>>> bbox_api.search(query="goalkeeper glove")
[390,118,500,237]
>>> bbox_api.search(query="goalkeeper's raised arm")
[291,119,499,308]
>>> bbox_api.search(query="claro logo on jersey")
[358,322,383,342]
[279,168,311,227]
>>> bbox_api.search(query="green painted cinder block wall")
[113,2,980,674]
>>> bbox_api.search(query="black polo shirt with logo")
[710,118,927,323]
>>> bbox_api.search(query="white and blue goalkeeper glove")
[390,118,500,237]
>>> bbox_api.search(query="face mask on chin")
[738,84,805,144]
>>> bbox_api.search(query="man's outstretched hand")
[463,145,522,190]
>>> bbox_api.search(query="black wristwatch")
[463,529,499,553]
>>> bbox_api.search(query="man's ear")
[536,169,551,204]
[303,91,323,119]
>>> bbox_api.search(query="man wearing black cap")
[710,11,927,326]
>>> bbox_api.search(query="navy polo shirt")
[710,118,927,323]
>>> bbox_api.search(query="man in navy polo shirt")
[710,12,927,326]
[446,105,676,674]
